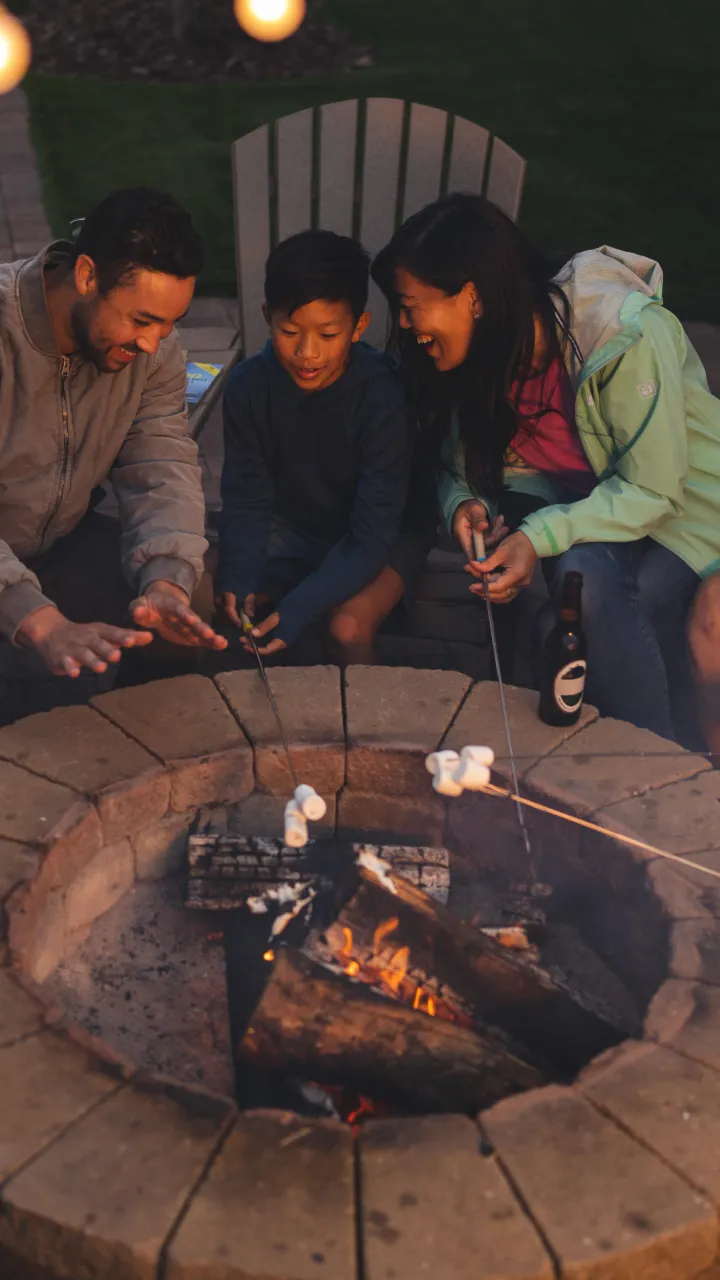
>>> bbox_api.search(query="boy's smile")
[265,297,370,392]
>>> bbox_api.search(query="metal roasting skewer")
[472,529,535,874]
[240,609,299,791]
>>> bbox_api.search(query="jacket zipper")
[40,355,71,546]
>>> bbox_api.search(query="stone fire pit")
[2,666,720,1279]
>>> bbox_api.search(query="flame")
[263,949,275,961]
[330,916,442,1022]
[372,916,399,954]
[380,945,409,994]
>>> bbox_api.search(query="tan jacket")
[0,243,207,641]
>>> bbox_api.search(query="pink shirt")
[508,358,594,494]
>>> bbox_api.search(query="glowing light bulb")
[0,5,31,95]
[233,0,306,42]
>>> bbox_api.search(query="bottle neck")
[559,573,582,627]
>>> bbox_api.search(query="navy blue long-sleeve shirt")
[218,342,411,645]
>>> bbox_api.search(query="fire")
[263,949,275,962]
[333,919,439,1017]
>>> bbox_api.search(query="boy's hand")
[248,611,287,656]
[16,605,153,677]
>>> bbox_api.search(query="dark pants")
[541,539,700,742]
[0,512,206,724]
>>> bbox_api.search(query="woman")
[372,194,720,741]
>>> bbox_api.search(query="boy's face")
[265,298,370,392]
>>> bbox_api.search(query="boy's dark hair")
[265,229,370,321]
[72,188,204,295]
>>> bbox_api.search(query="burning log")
[326,859,628,1075]
[238,947,545,1114]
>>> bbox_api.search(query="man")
[689,573,720,755]
[0,186,226,707]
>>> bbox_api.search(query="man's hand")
[131,580,227,649]
[452,499,509,559]
[16,605,153,678]
[247,611,287,657]
[466,530,538,604]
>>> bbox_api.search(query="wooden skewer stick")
[479,780,720,883]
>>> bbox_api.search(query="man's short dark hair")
[265,229,370,321]
[72,188,204,295]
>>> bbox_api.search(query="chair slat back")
[233,99,526,356]
[318,99,358,237]
[276,107,314,242]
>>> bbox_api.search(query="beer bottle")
[538,571,587,726]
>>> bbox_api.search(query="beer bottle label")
[553,660,587,714]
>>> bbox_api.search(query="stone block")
[526,718,709,816]
[169,745,253,812]
[337,789,445,846]
[582,1039,720,1206]
[94,768,171,844]
[0,839,40,904]
[93,674,247,763]
[133,815,192,881]
[360,1113,552,1280]
[646,981,720,1073]
[442,680,597,781]
[0,969,43,1047]
[64,839,135,937]
[227,791,336,840]
[0,704,172,842]
[0,1079,234,1280]
[0,760,79,846]
[345,667,470,795]
[599,772,720,856]
[648,859,716,920]
[670,921,720,985]
[0,1030,118,1181]
[216,666,345,795]
[166,1111,355,1280]
[482,1084,717,1279]
[7,883,66,982]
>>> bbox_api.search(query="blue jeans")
[541,539,700,740]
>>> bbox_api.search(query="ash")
[46,876,234,1097]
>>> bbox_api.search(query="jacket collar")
[18,240,75,357]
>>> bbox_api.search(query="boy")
[217,229,420,663]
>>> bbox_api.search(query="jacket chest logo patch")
[638,380,657,398]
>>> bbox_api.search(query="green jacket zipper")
[40,355,71,546]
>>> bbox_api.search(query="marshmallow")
[425,750,463,797]
[294,783,327,822]
[284,800,308,848]
[452,744,495,791]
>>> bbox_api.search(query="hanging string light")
[0,4,30,94]
[233,0,306,42]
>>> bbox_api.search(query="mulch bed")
[18,0,374,83]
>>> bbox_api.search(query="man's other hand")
[131,580,227,649]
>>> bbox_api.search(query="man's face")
[71,258,195,373]
[265,298,370,392]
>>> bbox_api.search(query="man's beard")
[70,301,139,373]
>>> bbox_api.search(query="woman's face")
[394,267,480,372]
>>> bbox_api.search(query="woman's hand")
[452,499,509,559]
[466,530,538,603]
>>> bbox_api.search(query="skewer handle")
[472,529,486,562]
[239,609,254,636]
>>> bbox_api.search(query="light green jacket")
[439,246,720,578]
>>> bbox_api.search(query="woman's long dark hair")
[371,193,574,504]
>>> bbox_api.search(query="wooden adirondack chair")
[224,99,528,677]
[232,98,526,356]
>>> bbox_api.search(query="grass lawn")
[21,0,720,319]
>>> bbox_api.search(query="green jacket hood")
[556,246,664,387]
